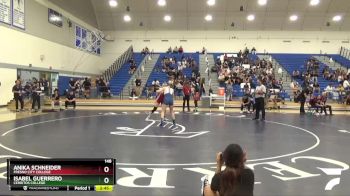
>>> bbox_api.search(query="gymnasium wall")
[103,31,350,54]
[0,68,17,106]
[0,0,108,75]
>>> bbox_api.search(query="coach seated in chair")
[309,95,325,115]
[319,93,333,115]
[65,90,76,110]
[203,144,254,196]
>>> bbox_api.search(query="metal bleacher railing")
[102,46,133,82]
[340,46,350,62]
[120,54,150,100]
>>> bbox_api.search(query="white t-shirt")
[325,85,333,92]
[343,80,350,88]
[278,68,283,74]
[255,85,266,98]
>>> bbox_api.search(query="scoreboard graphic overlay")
[7,158,116,191]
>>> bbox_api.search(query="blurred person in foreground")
[204,143,254,196]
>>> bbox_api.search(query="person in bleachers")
[12,79,24,112]
[152,79,160,92]
[346,94,350,105]
[226,80,233,101]
[135,77,142,87]
[167,46,172,54]
[178,46,183,53]
[336,83,345,103]
[141,48,146,55]
[65,90,76,109]
[322,66,330,80]
[277,78,283,90]
[51,88,62,111]
[292,70,300,79]
[313,81,320,94]
[82,78,91,99]
[238,50,242,58]
[343,77,349,90]
[290,80,299,95]
[251,47,256,55]
[129,62,137,74]
[130,88,137,98]
[203,143,254,196]
[69,78,76,92]
[201,47,207,55]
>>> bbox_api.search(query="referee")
[253,79,266,121]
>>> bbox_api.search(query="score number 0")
[103,159,112,184]
[104,166,109,183]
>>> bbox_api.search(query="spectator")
[292,70,300,79]
[167,46,172,54]
[69,78,76,91]
[130,88,137,97]
[82,78,91,99]
[204,144,254,196]
[336,83,345,103]
[178,46,183,53]
[313,81,320,94]
[343,78,349,90]
[251,47,256,55]
[346,94,350,105]
[290,80,299,94]
[12,80,24,112]
[135,77,142,87]
[65,90,76,109]
[201,47,207,55]
[182,81,191,112]
[31,83,41,112]
[51,89,62,110]
[226,80,233,101]
[129,62,137,74]
[152,79,160,92]
[208,86,213,96]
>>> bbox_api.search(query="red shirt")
[183,85,191,96]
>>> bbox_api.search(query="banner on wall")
[12,0,25,29]
[0,0,11,24]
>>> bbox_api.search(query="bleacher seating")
[329,54,350,69]
[58,76,83,96]
[109,53,144,96]
[212,53,260,97]
[272,54,332,92]
[145,53,199,88]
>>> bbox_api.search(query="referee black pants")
[255,97,265,119]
